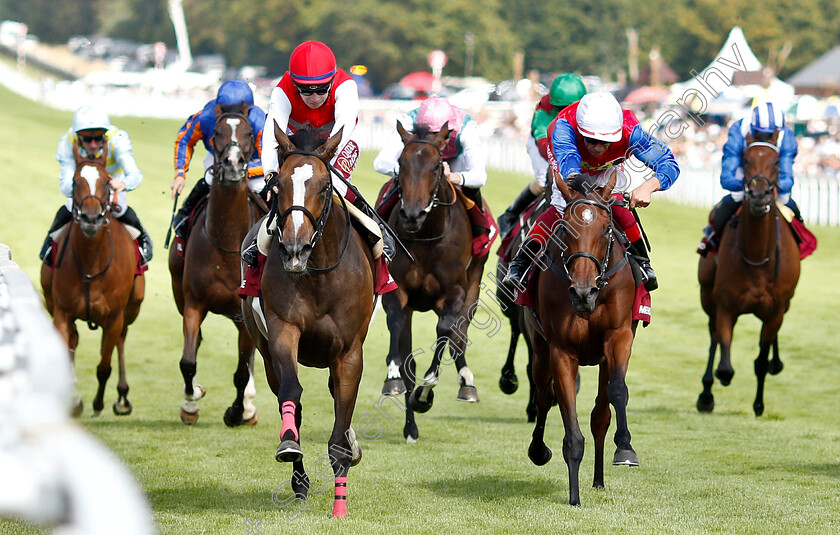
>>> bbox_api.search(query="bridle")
[395,138,457,241]
[266,149,351,274]
[738,141,781,269]
[549,197,628,291]
[212,112,253,184]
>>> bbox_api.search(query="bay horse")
[240,125,371,518]
[168,104,267,425]
[40,144,145,416]
[697,134,801,415]
[522,169,638,506]
[380,122,488,443]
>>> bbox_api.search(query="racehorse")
[40,144,145,416]
[522,170,639,506]
[380,122,489,443]
[168,104,266,425]
[240,124,371,518]
[495,183,552,423]
[697,134,801,415]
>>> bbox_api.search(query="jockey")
[504,91,680,291]
[373,96,492,253]
[699,101,799,254]
[243,40,394,267]
[40,105,153,266]
[497,73,587,237]
[171,79,266,236]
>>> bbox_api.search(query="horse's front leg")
[605,330,638,467]
[54,310,83,416]
[382,291,409,396]
[224,325,258,427]
[178,304,207,424]
[552,347,585,506]
[327,345,364,517]
[698,317,719,412]
[754,315,783,416]
[714,310,737,386]
[527,332,553,467]
[270,324,304,463]
[92,314,123,417]
[112,321,132,415]
[591,362,611,489]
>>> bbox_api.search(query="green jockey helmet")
[549,73,587,107]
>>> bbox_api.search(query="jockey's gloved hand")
[264,171,279,201]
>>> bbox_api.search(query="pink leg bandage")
[280,400,299,442]
[332,476,348,517]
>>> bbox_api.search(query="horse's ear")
[553,167,573,202]
[72,141,82,164]
[601,168,618,199]
[273,120,296,156]
[435,121,451,150]
[98,139,109,166]
[316,126,344,162]
[745,131,755,145]
[770,129,780,145]
[214,103,223,117]
[397,121,412,144]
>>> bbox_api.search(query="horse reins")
[738,142,781,271]
[549,198,628,290]
[395,139,458,242]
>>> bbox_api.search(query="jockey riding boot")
[351,196,396,263]
[498,185,538,237]
[461,185,484,211]
[786,198,803,222]
[630,239,657,291]
[118,206,154,265]
[242,235,260,269]
[711,195,741,249]
[40,205,73,266]
[503,237,542,288]
[173,179,211,238]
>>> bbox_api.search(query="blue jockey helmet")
[217,80,254,108]
[750,102,784,134]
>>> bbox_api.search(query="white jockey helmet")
[72,105,112,133]
[576,92,623,142]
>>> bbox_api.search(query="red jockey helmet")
[289,41,337,85]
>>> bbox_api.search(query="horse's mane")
[411,124,435,139]
[567,172,599,195]
[289,124,332,152]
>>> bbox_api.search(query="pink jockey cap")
[416,97,465,132]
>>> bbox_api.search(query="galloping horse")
[168,103,266,425]
[381,122,489,442]
[697,134,801,415]
[240,125,371,518]
[523,170,638,506]
[40,144,145,416]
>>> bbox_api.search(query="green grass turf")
[1,84,839,534]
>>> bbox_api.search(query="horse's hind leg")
[697,329,718,412]
[93,318,123,416]
[499,317,521,395]
[224,325,258,427]
[382,293,409,396]
[112,323,132,416]
[605,333,638,467]
[591,363,611,489]
[768,337,783,375]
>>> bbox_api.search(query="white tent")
[669,27,795,115]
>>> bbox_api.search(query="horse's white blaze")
[80,165,100,193]
[225,117,243,162]
[291,164,314,236]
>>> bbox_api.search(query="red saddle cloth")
[696,211,818,260]
[497,199,543,263]
[513,259,651,326]
[48,238,148,276]
[238,254,397,298]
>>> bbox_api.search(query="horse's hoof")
[613,448,639,466]
[113,400,133,416]
[404,422,418,443]
[768,360,784,375]
[382,378,406,396]
[223,406,243,427]
[72,398,84,418]
[528,442,552,466]
[276,440,304,463]
[350,442,362,467]
[180,408,199,425]
[753,402,764,417]
[457,385,479,403]
[697,392,715,413]
[243,412,258,426]
[715,368,734,386]
[499,373,519,395]
[409,387,434,413]
[91,410,102,418]
[291,469,310,498]
[332,500,348,518]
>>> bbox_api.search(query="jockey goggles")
[79,134,105,143]
[295,81,331,96]
[582,135,611,146]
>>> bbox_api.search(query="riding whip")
[163,192,179,250]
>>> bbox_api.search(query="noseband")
[213,112,253,182]
[551,198,628,291]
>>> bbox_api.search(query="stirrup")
[242,237,260,269]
